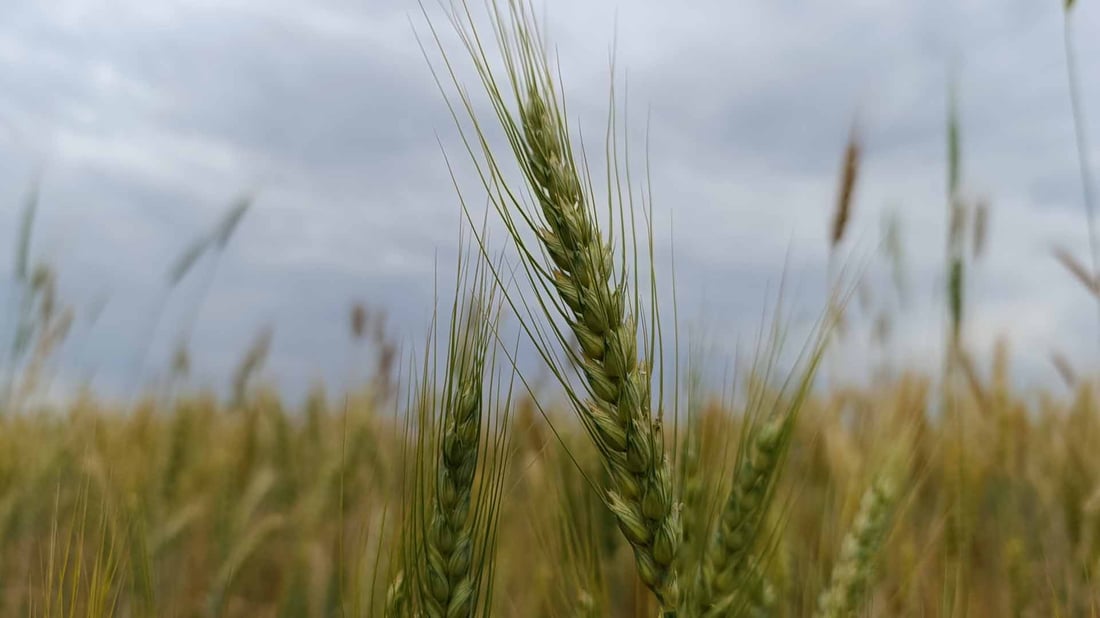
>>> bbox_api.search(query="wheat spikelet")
[701,558,777,618]
[14,182,38,285]
[948,89,962,200]
[574,590,600,617]
[385,570,407,617]
[831,125,861,248]
[351,303,368,340]
[948,258,964,346]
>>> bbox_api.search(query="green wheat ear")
[425,1,682,610]
[394,236,513,618]
[816,459,905,618]
[691,315,829,617]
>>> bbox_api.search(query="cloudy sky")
[0,0,1098,400]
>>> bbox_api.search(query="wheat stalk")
[1061,0,1100,343]
[945,86,967,351]
[1050,350,1078,388]
[231,326,273,408]
[1053,244,1100,298]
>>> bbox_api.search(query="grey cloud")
[1,0,1099,399]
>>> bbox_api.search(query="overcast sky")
[0,0,1098,401]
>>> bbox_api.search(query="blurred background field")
[5,344,1100,616]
